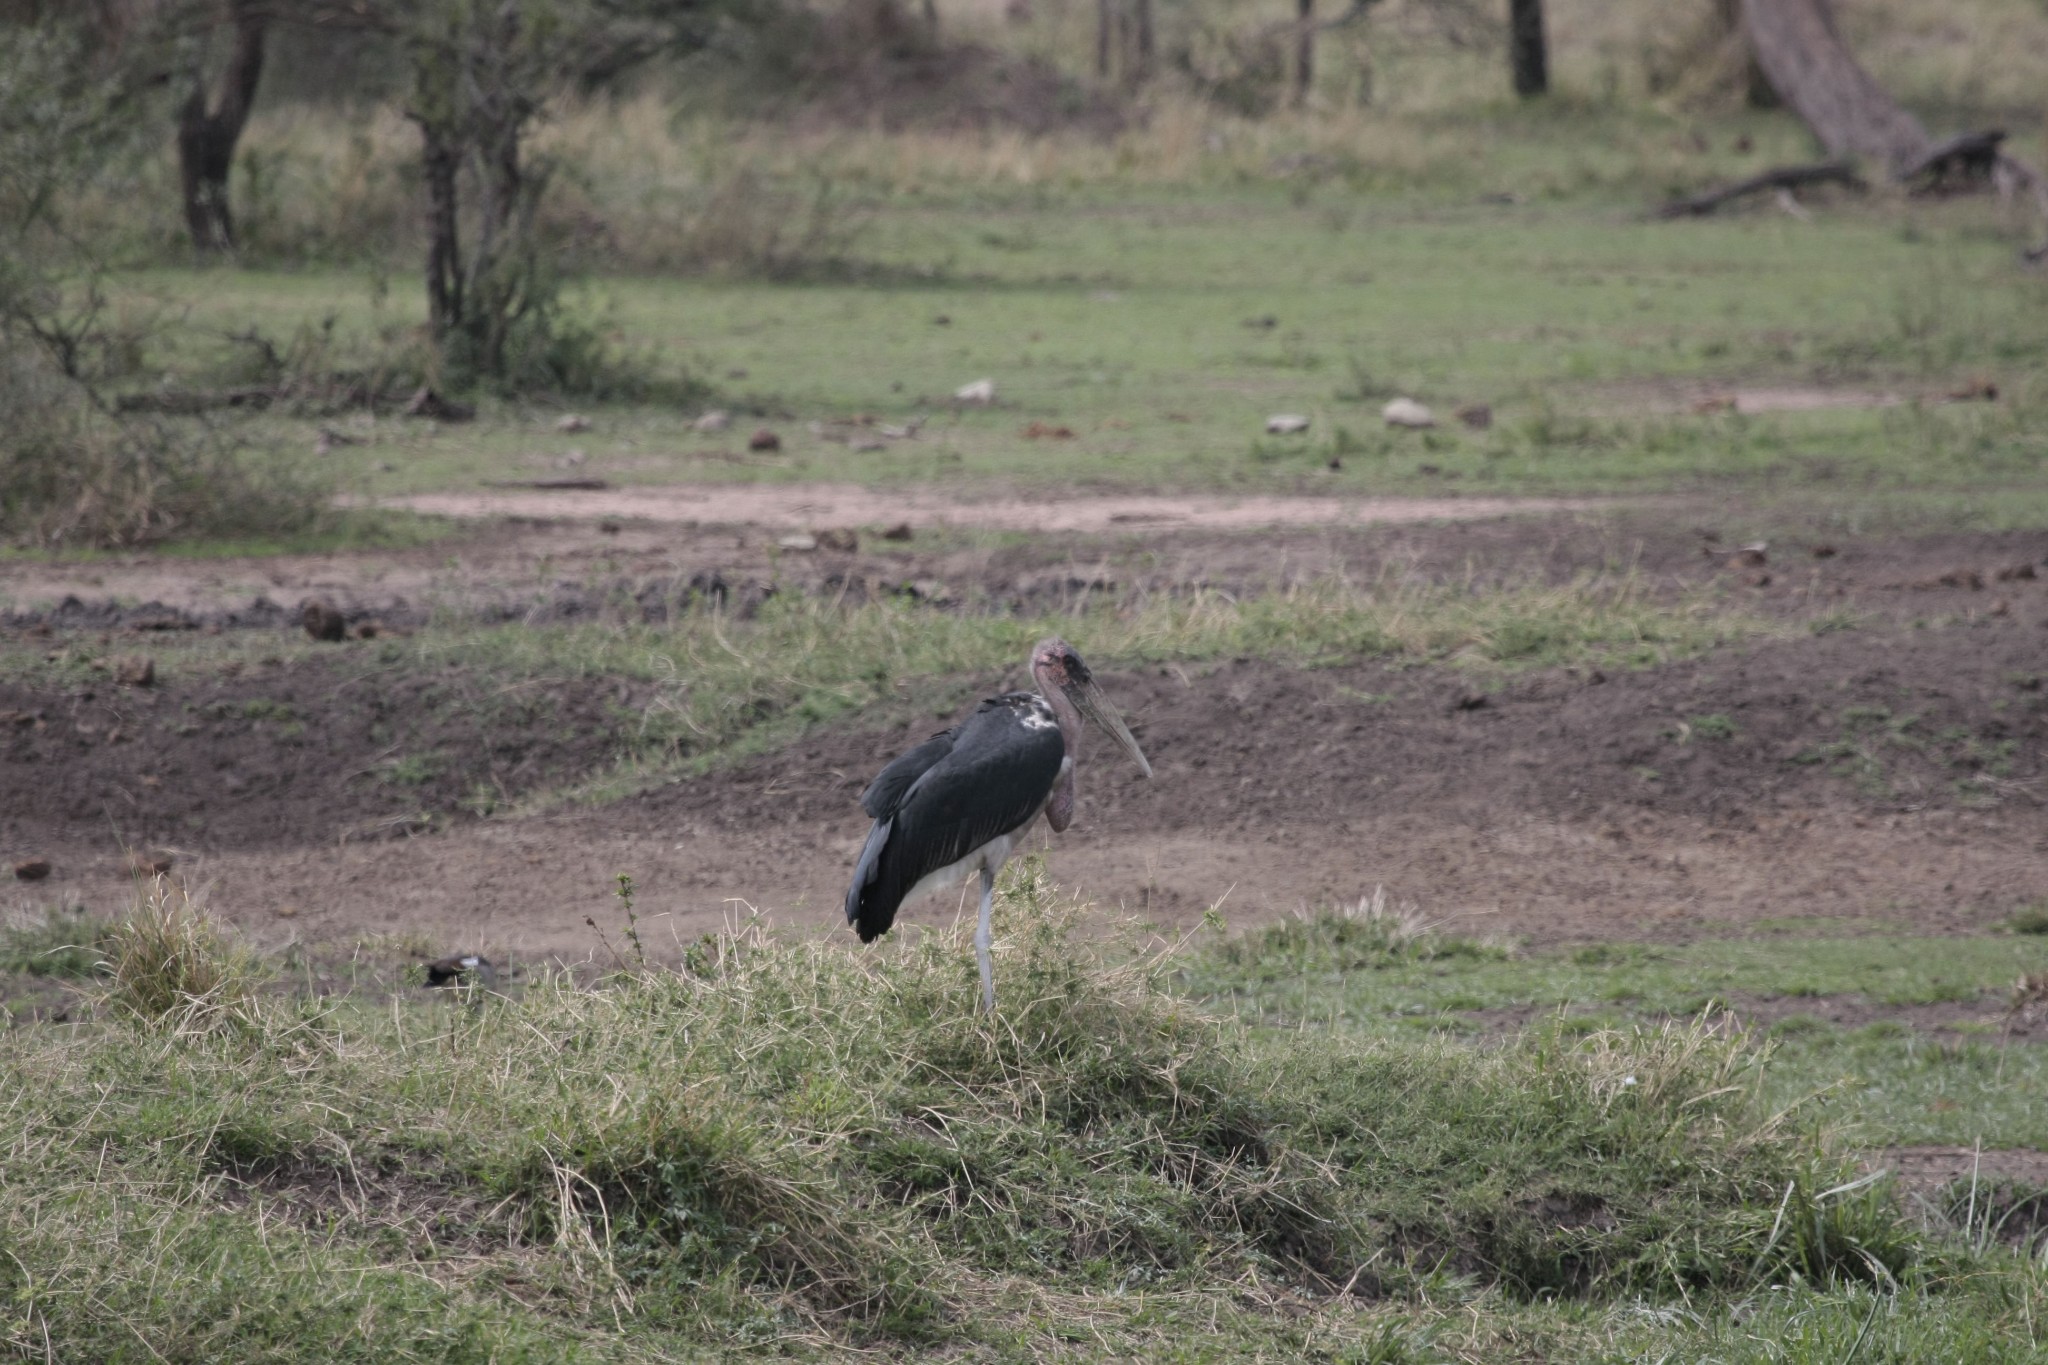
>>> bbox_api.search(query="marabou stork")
[844,637,1152,1011]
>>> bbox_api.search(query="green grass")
[0,908,111,979]
[1181,909,2048,1149]
[92,190,2048,514]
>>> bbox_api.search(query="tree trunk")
[1294,0,1314,106]
[921,0,937,36]
[419,124,463,351]
[1095,0,1111,78]
[1713,0,1777,107]
[175,1,267,254]
[1740,0,1927,174]
[1508,0,1546,97]
[1132,0,1153,83]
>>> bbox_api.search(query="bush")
[0,334,328,549]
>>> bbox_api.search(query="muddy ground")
[4,500,2045,972]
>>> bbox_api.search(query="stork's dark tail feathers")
[844,819,901,943]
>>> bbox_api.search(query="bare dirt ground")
[375,486,1596,534]
[0,488,1596,627]
[6,497,2047,978]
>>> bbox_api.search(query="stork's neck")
[1041,683,1083,759]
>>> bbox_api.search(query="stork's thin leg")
[974,865,997,1013]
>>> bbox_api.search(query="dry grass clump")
[102,875,262,1030]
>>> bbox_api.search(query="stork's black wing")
[845,694,1065,943]
[858,731,957,819]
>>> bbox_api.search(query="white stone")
[777,533,818,552]
[693,409,731,433]
[1381,398,1436,429]
[955,378,996,404]
[1265,414,1310,435]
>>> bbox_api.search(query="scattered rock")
[113,655,154,687]
[598,519,623,536]
[424,953,495,987]
[1813,544,1838,559]
[777,533,819,552]
[814,529,859,553]
[1020,421,1076,439]
[13,858,51,882]
[1455,402,1493,430]
[1450,691,1490,713]
[555,413,592,433]
[1995,563,2037,581]
[301,600,347,643]
[955,378,997,404]
[1381,398,1435,429]
[353,620,388,640]
[1265,414,1310,435]
[748,429,782,452]
[402,386,475,423]
[1946,377,1999,403]
[1937,568,1986,591]
[130,852,174,877]
[1725,542,1769,568]
[1327,456,1343,470]
[693,410,731,433]
[881,522,914,542]
[1242,314,1279,329]
[932,314,951,326]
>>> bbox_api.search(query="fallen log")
[480,478,612,491]
[1656,159,1864,218]
[114,385,278,415]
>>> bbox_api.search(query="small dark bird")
[845,637,1151,1011]
[423,953,494,987]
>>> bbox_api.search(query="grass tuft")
[103,876,261,1030]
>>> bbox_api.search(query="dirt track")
[374,485,1596,533]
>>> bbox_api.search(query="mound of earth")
[0,657,639,851]
[629,619,2048,836]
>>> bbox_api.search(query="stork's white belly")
[904,830,1020,907]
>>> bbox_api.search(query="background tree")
[397,0,743,387]
[1508,0,1545,97]
[176,0,268,253]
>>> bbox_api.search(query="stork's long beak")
[1074,679,1152,778]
